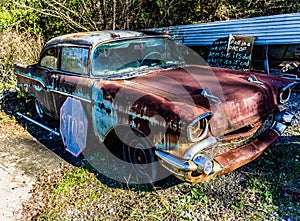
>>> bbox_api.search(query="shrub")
[0,28,44,89]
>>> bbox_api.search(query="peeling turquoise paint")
[16,71,47,89]
[33,85,43,92]
[74,88,90,100]
[92,87,118,141]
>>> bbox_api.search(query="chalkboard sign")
[207,35,256,71]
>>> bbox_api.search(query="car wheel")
[122,131,157,184]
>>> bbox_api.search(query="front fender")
[91,81,210,149]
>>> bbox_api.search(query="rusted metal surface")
[214,129,279,175]
[15,31,297,183]
[44,30,163,48]
[157,128,279,183]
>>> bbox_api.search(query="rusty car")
[15,30,297,184]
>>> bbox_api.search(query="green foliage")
[0,28,43,87]
[246,177,275,203]
[2,0,300,41]
[1,0,300,86]
[52,168,89,195]
[0,82,14,91]
[0,0,41,34]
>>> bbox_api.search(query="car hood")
[126,65,290,136]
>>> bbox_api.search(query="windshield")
[91,37,185,77]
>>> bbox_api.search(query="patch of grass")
[22,162,295,220]
[246,177,274,203]
[21,131,300,220]
[0,82,15,91]
[0,111,16,123]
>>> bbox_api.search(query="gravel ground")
[0,163,33,220]
[0,112,64,220]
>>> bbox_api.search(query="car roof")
[44,30,168,48]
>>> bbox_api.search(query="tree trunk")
[100,0,107,29]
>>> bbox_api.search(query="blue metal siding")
[151,13,300,46]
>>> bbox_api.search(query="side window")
[39,47,58,69]
[60,47,89,75]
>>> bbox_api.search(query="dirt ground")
[0,112,64,220]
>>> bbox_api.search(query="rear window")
[39,47,58,70]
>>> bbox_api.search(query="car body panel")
[15,30,297,183]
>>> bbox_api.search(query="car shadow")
[25,120,182,190]
[0,92,182,191]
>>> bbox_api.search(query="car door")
[50,45,94,119]
[33,46,60,118]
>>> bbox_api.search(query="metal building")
[151,13,300,82]
[151,13,300,46]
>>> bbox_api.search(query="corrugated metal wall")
[151,13,300,46]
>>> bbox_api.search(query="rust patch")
[214,129,279,175]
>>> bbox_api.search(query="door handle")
[51,74,59,80]
[50,74,60,89]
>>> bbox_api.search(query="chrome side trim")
[201,88,221,104]
[49,90,92,104]
[16,73,46,88]
[183,136,217,160]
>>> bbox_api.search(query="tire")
[122,130,158,184]
[0,92,18,113]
